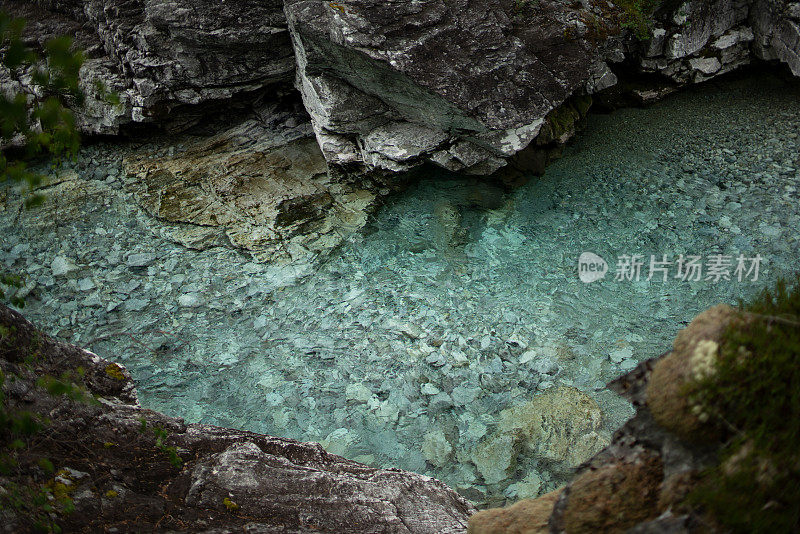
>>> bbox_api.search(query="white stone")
[177,292,203,307]
[321,428,356,456]
[465,419,488,442]
[126,253,156,267]
[471,434,516,485]
[51,256,77,276]
[609,346,633,363]
[452,386,480,406]
[345,383,374,403]
[646,28,668,57]
[123,298,149,311]
[77,277,96,291]
[689,57,722,75]
[421,428,453,468]
[421,383,441,396]
[518,350,537,364]
[504,472,543,500]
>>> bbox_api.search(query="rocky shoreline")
[2,0,800,531]
[4,297,793,532]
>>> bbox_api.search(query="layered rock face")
[632,0,800,94]
[4,0,295,133]
[753,0,800,75]
[285,0,622,176]
[284,0,800,176]
[5,0,800,174]
[82,0,294,121]
[0,304,475,533]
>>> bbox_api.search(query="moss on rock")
[683,278,800,532]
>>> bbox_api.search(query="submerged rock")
[481,386,608,477]
[124,101,382,265]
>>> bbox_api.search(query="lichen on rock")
[646,303,739,442]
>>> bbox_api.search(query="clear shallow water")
[2,74,799,506]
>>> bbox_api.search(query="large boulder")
[284,0,624,176]
[284,0,800,176]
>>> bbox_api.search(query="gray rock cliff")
[4,0,799,172]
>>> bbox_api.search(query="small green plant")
[223,496,240,512]
[36,372,93,403]
[0,273,26,308]
[1,10,116,308]
[685,277,800,532]
[152,425,183,468]
[1,370,44,443]
[615,0,660,40]
[513,0,538,12]
[1,480,74,533]
[37,457,55,474]
[139,421,183,467]
[1,10,84,203]
[104,363,126,381]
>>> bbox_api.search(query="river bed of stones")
[1,74,799,507]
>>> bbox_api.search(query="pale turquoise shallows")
[1,74,798,506]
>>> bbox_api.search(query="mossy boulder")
[682,278,800,532]
[645,304,740,442]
